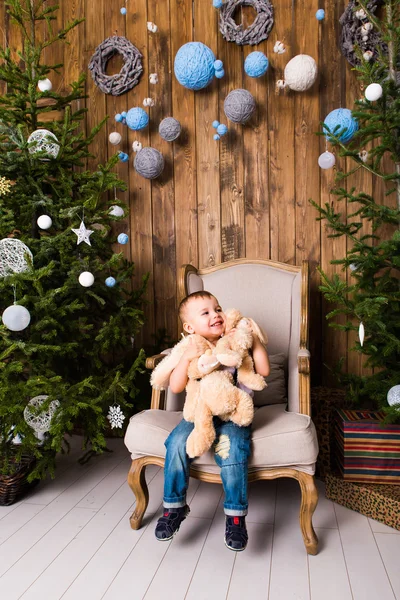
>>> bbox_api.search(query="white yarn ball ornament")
[109,132,122,145]
[318,151,336,169]
[284,54,318,91]
[387,385,400,407]
[38,78,53,92]
[132,140,143,152]
[24,395,60,434]
[79,271,95,287]
[365,83,383,102]
[37,215,52,230]
[0,238,33,277]
[1,304,31,331]
[109,205,124,217]
[28,129,59,159]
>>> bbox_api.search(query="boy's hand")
[182,337,205,362]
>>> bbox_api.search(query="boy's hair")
[178,291,216,323]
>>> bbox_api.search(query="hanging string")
[12,284,17,304]
[114,187,118,201]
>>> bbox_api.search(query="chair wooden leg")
[297,472,319,555]
[127,458,149,530]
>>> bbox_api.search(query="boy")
[155,291,270,551]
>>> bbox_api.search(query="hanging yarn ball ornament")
[224,88,256,124]
[323,108,358,144]
[217,123,228,136]
[318,151,336,169]
[28,129,59,159]
[214,134,220,141]
[79,271,94,287]
[387,385,400,408]
[117,233,129,244]
[88,36,143,96]
[159,117,182,142]
[132,141,143,152]
[105,276,117,288]
[213,0,224,7]
[316,9,325,20]
[109,205,124,217]
[120,7,127,14]
[1,304,31,331]
[0,238,33,277]
[24,396,60,434]
[125,107,149,131]
[119,152,129,162]
[219,0,274,46]
[174,42,223,90]
[212,120,220,129]
[283,55,318,91]
[365,83,383,101]
[37,215,52,230]
[339,0,385,67]
[109,132,122,145]
[149,73,159,84]
[134,147,165,179]
[244,51,269,78]
[38,78,53,92]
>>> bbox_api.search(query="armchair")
[124,258,319,554]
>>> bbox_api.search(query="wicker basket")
[0,455,36,506]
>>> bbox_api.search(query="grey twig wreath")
[219,0,274,46]
[88,36,143,96]
[339,0,386,67]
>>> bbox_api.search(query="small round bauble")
[217,123,228,136]
[109,205,124,217]
[24,395,60,434]
[244,52,269,78]
[120,6,127,14]
[387,385,400,407]
[109,132,122,145]
[115,113,124,123]
[212,120,220,129]
[224,89,256,124]
[117,233,129,245]
[365,83,383,102]
[214,134,220,141]
[0,238,33,277]
[126,107,149,131]
[28,129,59,159]
[37,215,53,230]
[284,54,318,91]
[1,304,31,331]
[215,69,225,79]
[105,276,117,288]
[316,9,325,20]
[119,152,129,162]
[213,0,223,7]
[323,108,358,144]
[79,271,95,287]
[159,117,181,142]
[134,147,165,179]
[174,42,220,90]
[318,151,336,169]
[38,78,53,92]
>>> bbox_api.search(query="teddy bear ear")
[225,308,242,331]
[249,318,268,345]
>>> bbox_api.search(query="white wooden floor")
[1,437,399,600]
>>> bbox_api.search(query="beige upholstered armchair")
[124,259,319,554]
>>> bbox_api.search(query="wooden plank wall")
[3,0,392,386]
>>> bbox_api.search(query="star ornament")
[71,221,94,246]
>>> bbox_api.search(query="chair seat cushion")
[124,404,319,475]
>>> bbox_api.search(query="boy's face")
[183,296,226,341]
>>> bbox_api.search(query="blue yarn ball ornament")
[118,152,129,162]
[126,107,149,131]
[105,276,117,288]
[214,134,220,141]
[212,120,220,129]
[120,7,127,15]
[117,233,129,244]
[323,108,358,144]
[316,9,325,20]
[115,113,123,123]
[174,42,220,90]
[213,0,223,7]
[244,52,269,78]
[215,69,225,79]
[214,60,223,71]
[217,123,228,136]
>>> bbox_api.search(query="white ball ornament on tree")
[1,304,31,331]
[38,78,53,92]
[109,205,124,217]
[387,385,400,408]
[28,129,59,159]
[24,395,60,434]
[0,238,33,277]
[283,54,318,91]
[318,151,336,169]
[37,215,52,230]
[365,83,383,102]
[79,271,95,287]
[109,132,122,145]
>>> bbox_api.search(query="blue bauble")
[119,152,129,162]
[214,59,223,71]
[126,107,149,131]
[217,123,228,136]
[117,233,129,244]
[324,108,358,144]
[105,276,117,288]
[213,134,220,141]
[212,120,220,129]
[244,52,269,78]
[213,0,223,7]
[115,113,123,123]
[316,9,325,20]
[120,7,127,14]
[215,69,225,79]
[174,42,218,90]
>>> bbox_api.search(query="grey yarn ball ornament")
[224,89,256,124]
[220,0,274,46]
[339,0,386,67]
[88,36,143,95]
[159,117,182,142]
[134,147,165,179]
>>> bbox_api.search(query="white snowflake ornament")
[107,405,126,429]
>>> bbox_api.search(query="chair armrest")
[146,352,170,410]
[145,353,166,370]
[297,348,311,416]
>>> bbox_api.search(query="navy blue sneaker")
[224,515,248,551]
[155,505,190,541]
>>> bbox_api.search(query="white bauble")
[37,215,52,230]
[365,83,383,101]
[318,151,336,169]
[109,132,122,145]
[28,129,59,159]
[0,238,33,277]
[24,395,60,433]
[38,78,53,92]
[109,205,124,217]
[2,304,31,331]
[284,55,318,91]
[387,385,400,407]
[79,271,94,287]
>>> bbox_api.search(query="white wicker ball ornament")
[283,54,318,91]
[109,205,124,217]
[0,238,33,277]
[365,83,383,102]
[318,151,336,169]
[387,385,400,408]
[38,78,53,92]
[79,271,95,287]
[109,132,122,145]
[1,304,31,331]
[24,395,60,434]
[28,129,59,159]
[37,215,52,230]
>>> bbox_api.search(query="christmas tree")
[312,1,400,422]
[0,0,147,480]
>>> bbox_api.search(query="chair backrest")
[165,259,309,414]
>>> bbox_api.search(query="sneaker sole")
[224,537,247,552]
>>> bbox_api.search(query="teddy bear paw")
[216,352,242,368]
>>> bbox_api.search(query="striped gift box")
[333,408,400,485]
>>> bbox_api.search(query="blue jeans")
[163,417,251,516]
